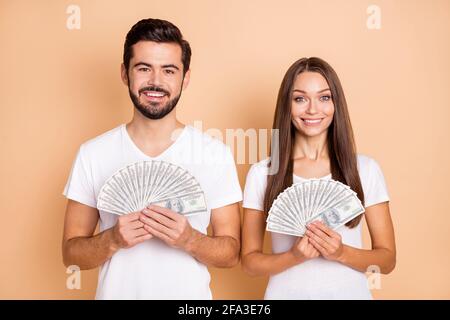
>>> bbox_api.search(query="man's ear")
[182,69,191,90]
[120,63,128,86]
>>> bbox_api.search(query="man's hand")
[111,211,153,250]
[139,205,199,251]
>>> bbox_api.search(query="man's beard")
[128,85,182,120]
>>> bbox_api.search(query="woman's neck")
[293,131,329,161]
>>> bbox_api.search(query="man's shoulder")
[185,125,231,153]
[79,124,123,156]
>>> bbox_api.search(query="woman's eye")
[320,95,331,101]
[294,96,306,102]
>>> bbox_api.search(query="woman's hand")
[305,221,344,262]
[290,235,320,262]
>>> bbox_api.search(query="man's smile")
[140,89,169,103]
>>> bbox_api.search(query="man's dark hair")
[123,18,191,75]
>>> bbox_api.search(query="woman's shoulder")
[356,153,385,182]
[250,158,271,170]
[356,154,389,206]
[252,158,271,168]
[246,158,271,179]
[356,154,381,170]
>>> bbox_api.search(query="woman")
[241,57,396,299]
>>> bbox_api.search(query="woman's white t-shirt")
[63,124,242,299]
[243,154,389,300]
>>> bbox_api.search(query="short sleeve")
[242,162,268,212]
[207,146,243,209]
[62,145,97,208]
[361,157,390,208]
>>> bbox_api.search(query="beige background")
[1,0,449,299]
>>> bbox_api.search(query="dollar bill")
[150,191,207,216]
[97,160,209,217]
[98,185,134,213]
[266,221,303,237]
[306,194,365,229]
[155,178,202,200]
[119,168,139,210]
[268,202,303,230]
[309,179,320,218]
[314,180,333,214]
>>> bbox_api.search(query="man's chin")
[129,89,181,120]
[135,104,173,120]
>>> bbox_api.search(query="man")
[62,18,242,299]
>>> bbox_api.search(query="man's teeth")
[144,91,165,97]
[303,119,322,124]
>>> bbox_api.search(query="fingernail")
[143,209,148,214]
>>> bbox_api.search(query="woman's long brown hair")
[263,57,364,228]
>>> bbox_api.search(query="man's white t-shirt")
[243,154,389,300]
[63,124,243,299]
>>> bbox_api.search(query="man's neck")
[126,110,185,158]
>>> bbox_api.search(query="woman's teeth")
[302,118,323,125]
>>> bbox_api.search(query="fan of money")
[97,160,207,216]
[266,179,365,236]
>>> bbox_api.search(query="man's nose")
[147,69,163,86]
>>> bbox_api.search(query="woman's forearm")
[337,245,396,274]
[242,251,306,277]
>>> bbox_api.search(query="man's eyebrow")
[132,62,180,70]
[161,64,180,70]
[133,62,151,68]
[293,88,331,94]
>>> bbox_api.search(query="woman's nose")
[306,100,318,114]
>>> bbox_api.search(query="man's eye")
[165,69,175,74]
[320,95,331,101]
[139,67,150,72]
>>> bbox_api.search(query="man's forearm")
[63,228,118,270]
[185,230,240,268]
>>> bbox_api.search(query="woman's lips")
[301,118,324,126]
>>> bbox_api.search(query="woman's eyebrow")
[293,88,331,94]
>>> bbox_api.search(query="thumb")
[298,236,309,250]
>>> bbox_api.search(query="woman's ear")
[120,64,128,86]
